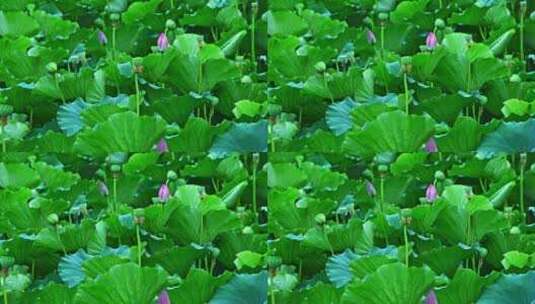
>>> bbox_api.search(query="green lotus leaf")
[210,120,268,156]
[74,112,166,156]
[209,271,267,304]
[0,11,38,36]
[266,11,307,36]
[169,269,232,304]
[437,268,499,304]
[74,263,168,304]
[477,272,535,304]
[343,111,435,156]
[436,117,484,152]
[477,119,535,158]
[341,263,435,304]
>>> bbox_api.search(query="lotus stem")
[520,2,526,72]
[380,23,385,57]
[520,153,526,223]
[170,0,174,9]
[403,72,410,114]
[136,223,142,266]
[438,0,443,9]
[403,223,409,266]
[380,176,385,212]
[251,2,258,73]
[112,26,117,60]
[134,73,141,116]
[270,289,276,304]
[113,176,117,212]
[252,154,258,219]
[1,142,5,153]
[54,74,65,104]
[3,287,6,304]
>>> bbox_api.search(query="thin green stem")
[170,0,174,9]
[113,177,118,212]
[380,24,385,57]
[252,156,258,217]
[55,74,66,104]
[112,26,117,60]
[251,3,257,73]
[520,159,525,224]
[134,73,141,116]
[1,141,5,153]
[520,5,525,72]
[136,223,142,267]
[270,289,276,304]
[380,176,385,212]
[403,72,410,114]
[403,224,409,266]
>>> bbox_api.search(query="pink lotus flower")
[97,30,108,45]
[156,138,168,153]
[157,32,169,51]
[158,183,170,202]
[98,181,109,196]
[365,180,377,197]
[425,137,438,153]
[157,290,171,304]
[366,29,377,44]
[426,184,438,202]
[425,290,438,304]
[426,32,437,49]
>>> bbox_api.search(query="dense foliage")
[1,0,535,303]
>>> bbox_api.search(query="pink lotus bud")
[157,290,171,304]
[157,32,169,51]
[156,138,169,153]
[426,32,437,49]
[425,290,438,304]
[98,181,109,196]
[426,184,438,202]
[97,30,108,45]
[366,29,377,44]
[425,137,438,153]
[365,180,377,197]
[158,183,170,202]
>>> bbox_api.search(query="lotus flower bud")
[365,180,377,197]
[98,181,109,196]
[425,137,438,153]
[110,13,120,22]
[156,138,169,153]
[426,32,438,49]
[157,290,171,304]
[366,29,377,44]
[425,290,438,304]
[510,226,520,235]
[434,170,445,180]
[97,30,108,45]
[426,184,438,202]
[158,183,170,202]
[378,165,388,173]
[157,32,169,51]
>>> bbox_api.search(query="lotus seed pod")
[434,18,445,28]
[434,170,445,180]
[242,226,254,234]
[167,170,178,180]
[110,13,120,21]
[509,74,521,83]
[378,164,388,173]
[478,247,488,257]
[265,255,282,268]
[241,75,253,84]
[314,213,326,225]
[46,62,57,73]
[509,226,520,235]
[165,19,176,29]
[314,61,326,73]
[363,17,372,25]
[133,209,145,219]
[47,213,59,224]
[95,17,105,28]
[400,56,412,66]
[110,164,121,173]
[378,13,388,21]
